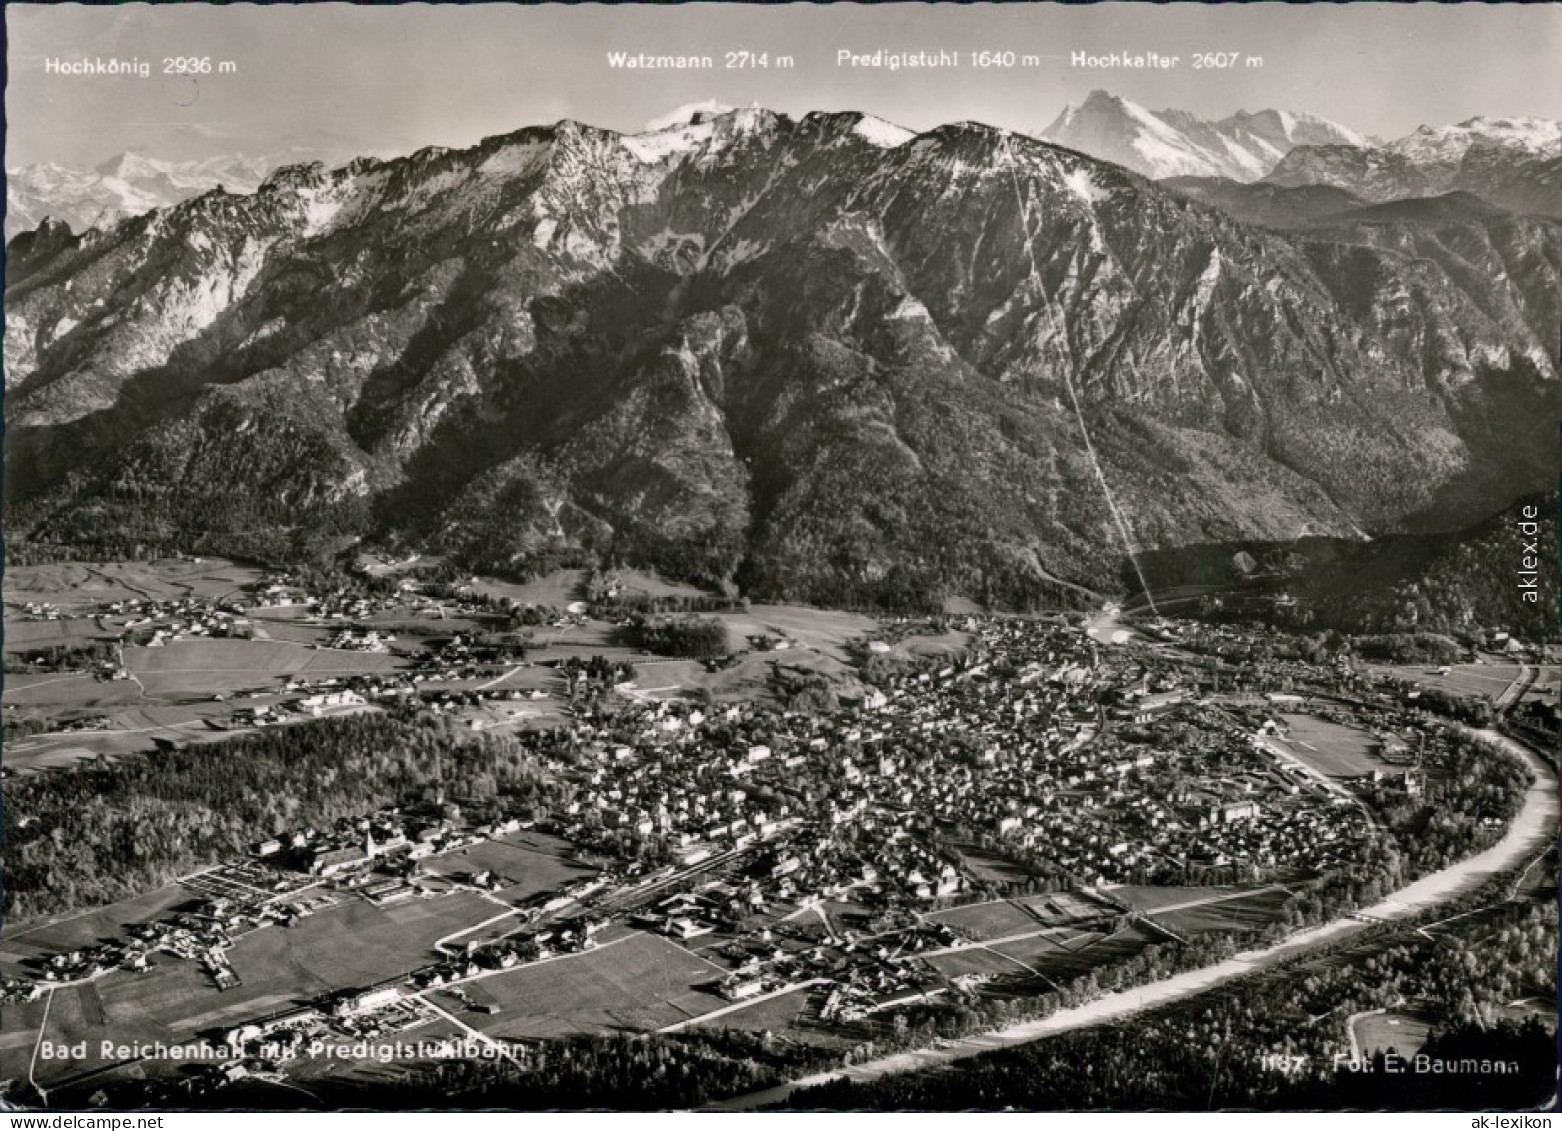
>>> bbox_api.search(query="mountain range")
[6,106,1560,610]
[1040,92,1562,223]
[4,148,362,238]
[1263,117,1562,219]
[1040,91,1373,182]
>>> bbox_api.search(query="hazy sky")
[8,2,1561,168]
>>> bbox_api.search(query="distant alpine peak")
[5,146,361,239]
[1262,111,1562,216]
[1223,107,1375,148]
[1394,115,1562,157]
[93,151,165,179]
[1080,89,1127,109]
[1043,89,1369,181]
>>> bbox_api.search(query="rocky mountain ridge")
[4,147,363,239]
[7,107,1559,608]
[1264,116,1562,218]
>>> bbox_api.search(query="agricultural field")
[1351,1008,1433,1060]
[470,571,951,685]
[691,984,817,1036]
[1371,662,1517,703]
[0,888,509,1089]
[0,884,196,975]
[4,633,397,774]
[356,551,445,578]
[1107,885,1254,914]
[927,946,1037,980]
[1271,714,1389,778]
[1368,662,1559,707]
[108,946,316,1038]
[463,931,731,1040]
[441,697,572,735]
[229,891,500,988]
[927,900,1042,941]
[418,831,597,903]
[626,651,867,707]
[613,570,711,602]
[3,956,300,1088]
[1,698,348,776]
[357,611,489,639]
[3,732,201,775]
[0,1007,44,1077]
[468,571,589,609]
[115,640,401,703]
[126,640,402,680]
[987,923,1107,967]
[2,618,116,654]
[3,980,137,1084]
[2,672,143,709]
[1010,891,1115,926]
[1148,888,1294,936]
[3,559,262,612]
[714,605,878,664]
[468,666,561,695]
[470,566,706,610]
[956,848,1042,888]
[991,924,1157,981]
[241,619,336,647]
[1524,666,1561,703]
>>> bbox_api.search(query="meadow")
[1350,1008,1432,1060]
[468,932,731,1040]
[1273,714,1388,778]
[927,900,1043,941]
[4,559,261,611]
[419,831,597,903]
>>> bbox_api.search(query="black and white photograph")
[2,1,1559,1116]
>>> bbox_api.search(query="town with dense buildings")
[2,558,1555,1107]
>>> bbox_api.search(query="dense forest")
[2,712,566,921]
[3,640,118,674]
[1175,492,1560,642]
[1368,731,1533,880]
[407,1031,838,1110]
[629,615,733,660]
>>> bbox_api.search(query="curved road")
[715,728,1556,1110]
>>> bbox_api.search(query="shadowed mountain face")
[6,109,1561,608]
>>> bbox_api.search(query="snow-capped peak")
[1390,116,1562,161]
[620,106,780,164]
[643,101,737,133]
[851,114,915,148]
[94,152,173,180]
[1042,90,1369,182]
